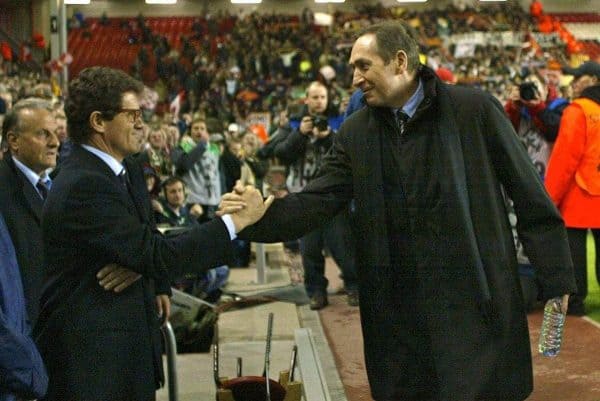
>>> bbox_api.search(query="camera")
[519,82,538,101]
[312,115,329,132]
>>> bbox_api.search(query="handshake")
[217,180,275,233]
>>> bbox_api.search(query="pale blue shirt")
[396,78,424,119]
[80,145,237,240]
[11,156,51,199]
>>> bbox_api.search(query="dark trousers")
[300,209,357,296]
[567,228,600,304]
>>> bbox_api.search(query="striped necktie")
[37,177,51,200]
[395,109,409,136]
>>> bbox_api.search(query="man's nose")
[352,69,364,87]
[47,131,60,148]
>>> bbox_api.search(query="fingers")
[96,263,119,280]
[156,297,163,317]
[234,180,245,194]
[98,265,141,292]
[163,297,171,321]
[99,268,129,290]
[217,205,245,216]
[263,194,275,210]
[560,294,570,314]
[113,273,142,293]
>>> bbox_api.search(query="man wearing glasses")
[35,67,272,401]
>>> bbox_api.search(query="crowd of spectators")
[1,1,596,296]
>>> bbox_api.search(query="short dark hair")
[162,175,186,196]
[65,67,143,144]
[358,21,420,73]
[1,98,53,153]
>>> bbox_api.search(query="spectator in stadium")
[172,117,223,220]
[135,124,173,179]
[0,98,58,325]
[54,109,73,163]
[274,81,359,309]
[222,21,575,401]
[545,61,600,316]
[504,74,555,178]
[35,66,273,401]
[155,175,203,227]
[0,211,48,401]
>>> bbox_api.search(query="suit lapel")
[123,159,150,223]
[6,157,43,221]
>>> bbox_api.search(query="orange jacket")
[545,97,600,228]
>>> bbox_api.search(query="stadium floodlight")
[231,0,262,3]
[146,0,177,3]
[64,0,90,4]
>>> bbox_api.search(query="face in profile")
[101,91,144,161]
[350,33,404,107]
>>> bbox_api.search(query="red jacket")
[545,95,600,228]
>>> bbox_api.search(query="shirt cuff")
[221,214,237,240]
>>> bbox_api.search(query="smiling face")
[8,107,58,174]
[349,33,413,108]
[100,92,144,161]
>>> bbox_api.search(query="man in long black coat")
[223,22,576,401]
[36,67,272,401]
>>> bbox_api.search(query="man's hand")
[156,294,171,325]
[559,294,570,314]
[97,263,142,293]
[151,199,164,214]
[217,181,274,232]
[189,203,204,217]
[313,127,331,139]
[299,115,314,136]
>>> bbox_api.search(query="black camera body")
[312,115,329,132]
[519,82,538,101]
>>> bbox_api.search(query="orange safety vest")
[572,98,600,195]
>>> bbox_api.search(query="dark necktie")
[118,168,129,189]
[395,110,409,136]
[37,178,50,200]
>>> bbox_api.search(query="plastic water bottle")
[538,297,566,357]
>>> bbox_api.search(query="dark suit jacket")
[240,67,576,401]
[36,145,233,401]
[0,156,46,325]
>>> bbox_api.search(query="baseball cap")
[562,61,600,79]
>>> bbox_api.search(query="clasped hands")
[216,180,274,233]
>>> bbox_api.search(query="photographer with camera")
[273,81,358,309]
[504,75,554,178]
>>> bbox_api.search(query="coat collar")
[4,155,44,221]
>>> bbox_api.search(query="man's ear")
[89,111,106,133]
[395,50,408,73]
[6,131,19,153]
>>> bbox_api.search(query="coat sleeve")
[483,94,576,299]
[544,103,587,206]
[240,128,354,242]
[273,129,309,165]
[0,310,48,399]
[45,173,233,281]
